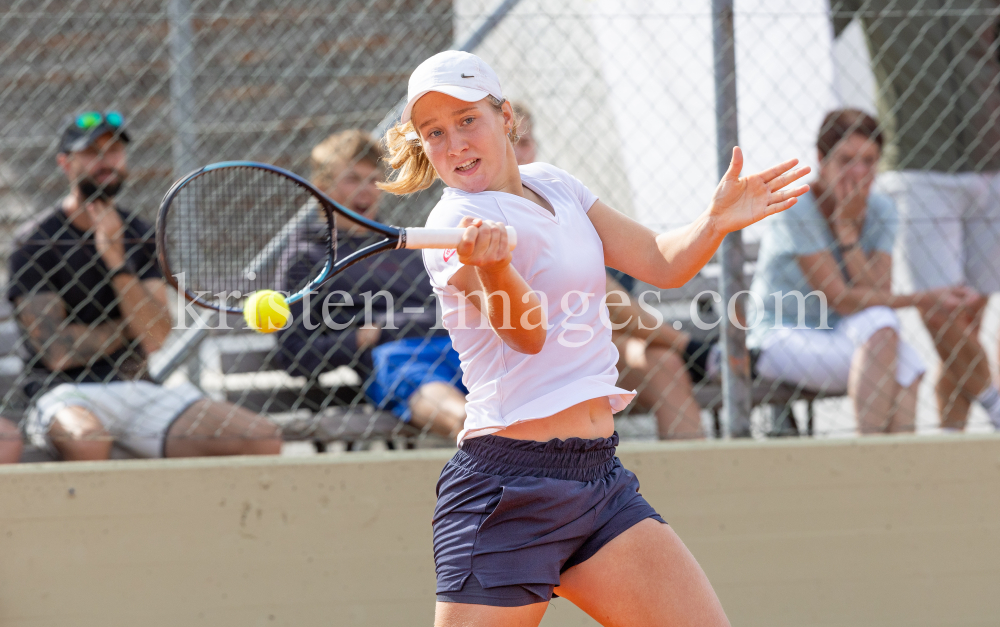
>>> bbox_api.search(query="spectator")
[276,129,466,437]
[748,109,974,433]
[832,3,1000,430]
[0,417,22,463]
[605,272,719,439]
[7,111,281,460]
[513,100,716,439]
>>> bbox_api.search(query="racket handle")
[403,226,517,250]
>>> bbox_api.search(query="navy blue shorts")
[433,432,666,607]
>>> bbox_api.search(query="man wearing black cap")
[7,112,281,461]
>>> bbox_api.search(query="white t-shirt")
[423,162,635,444]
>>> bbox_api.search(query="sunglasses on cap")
[74,111,124,130]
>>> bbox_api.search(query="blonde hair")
[378,96,519,196]
[310,129,382,191]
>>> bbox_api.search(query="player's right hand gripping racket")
[156,161,516,313]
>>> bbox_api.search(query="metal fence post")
[712,0,752,437]
[168,0,196,177]
[152,0,208,385]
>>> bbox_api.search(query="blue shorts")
[433,432,666,607]
[367,336,466,422]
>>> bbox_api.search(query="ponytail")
[377,121,438,195]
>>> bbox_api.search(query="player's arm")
[592,147,810,289]
[15,293,126,371]
[110,275,172,355]
[447,217,545,355]
[593,203,722,290]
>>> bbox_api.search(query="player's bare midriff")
[493,396,614,442]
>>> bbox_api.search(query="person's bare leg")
[618,339,703,440]
[555,519,730,627]
[49,406,113,460]
[923,301,989,429]
[0,417,23,463]
[434,600,548,627]
[935,369,972,430]
[408,382,467,438]
[164,400,281,457]
[849,327,899,434]
[888,377,921,434]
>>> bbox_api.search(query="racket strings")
[164,166,324,308]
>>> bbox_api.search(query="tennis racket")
[156,161,516,314]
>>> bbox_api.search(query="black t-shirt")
[7,205,162,388]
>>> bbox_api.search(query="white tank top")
[422,162,635,444]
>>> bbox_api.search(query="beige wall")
[2,435,1000,626]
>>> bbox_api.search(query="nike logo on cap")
[461,73,475,78]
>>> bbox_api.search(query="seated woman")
[748,109,974,434]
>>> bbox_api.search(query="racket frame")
[156,161,407,314]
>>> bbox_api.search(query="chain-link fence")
[1,0,999,461]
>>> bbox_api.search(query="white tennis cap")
[400,51,504,124]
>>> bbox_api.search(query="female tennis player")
[380,51,810,627]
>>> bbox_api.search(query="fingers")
[956,285,984,307]
[762,196,801,218]
[494,221,509,252]
[767,184,811,207]
[934,286,982,312]
[84,197,111,214]
[723,146,743,181]
[767,165,811,192]
[758,157,800,183]
[455,218,511,271]
[456,218,480,257]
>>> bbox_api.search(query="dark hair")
[817,109,882,158]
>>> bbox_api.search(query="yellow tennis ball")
[244,290,291,333]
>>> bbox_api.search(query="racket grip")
[403,226,517,250]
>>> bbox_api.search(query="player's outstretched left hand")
[707,147,811,234]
